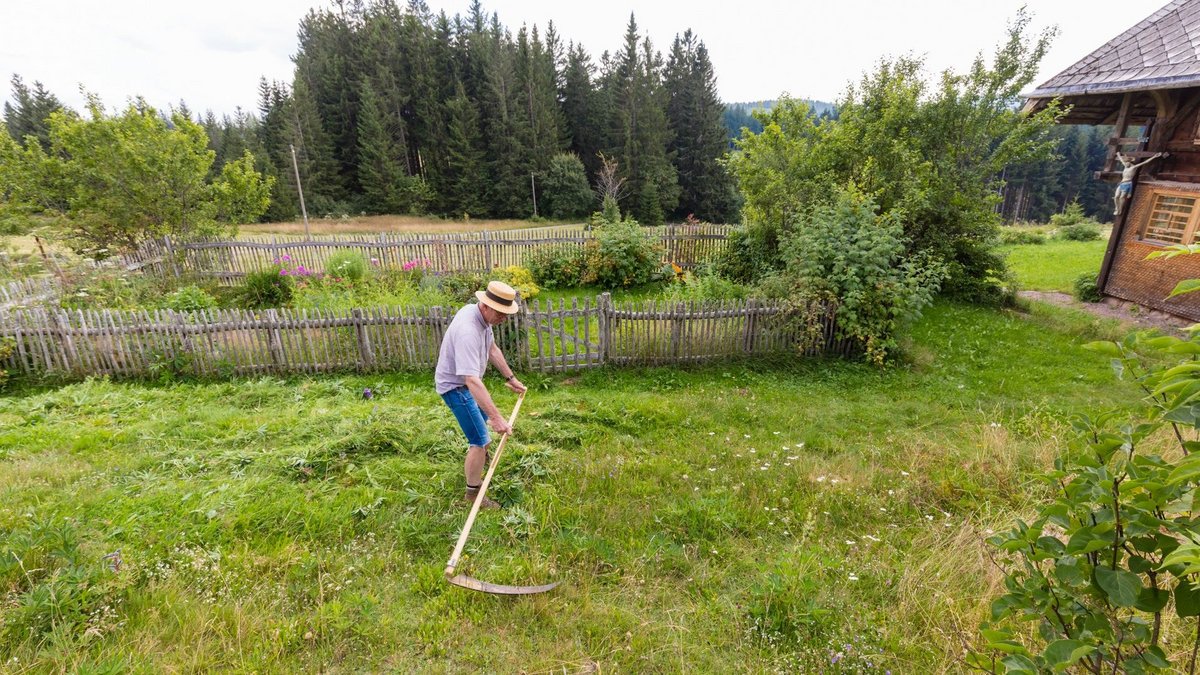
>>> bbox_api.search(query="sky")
[0,0,1174,118]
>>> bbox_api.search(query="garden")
[10,13,1200,673]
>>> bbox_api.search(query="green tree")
[540,152,593,218]
[603,15,679,225]
[443,81,488,218]
[355,81,428,214]
[3,74,65,150]
[664,31,738,222]
[729,11,1062,302]
[6,97,272,253]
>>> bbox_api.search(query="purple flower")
[281,254,291,262]
[296,265,307,275]
[362,388,373,400]
[279,269,288,276]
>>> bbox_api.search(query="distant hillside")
[723,99,835,141]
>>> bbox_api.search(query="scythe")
[444,392,559,595]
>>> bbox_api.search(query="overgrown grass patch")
[0,302,1152,670]
[1002,238,1108,292]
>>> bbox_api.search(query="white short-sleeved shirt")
[434,303,494,394]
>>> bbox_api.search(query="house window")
[1142,192,1200,245]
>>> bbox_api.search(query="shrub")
[437,271,489,304]
[527,245,589,289]
[590,221,663,289]
[1073,272,1102,302]
[326,249,369,282]
[161,284,218,312]
[663,270,751,301]
[498,265,540,300]
[0,336,13,391]
[714,227,781,283]
[58,263,171,311]
[998,228,1046,245]
[1057,222,1101,241]
[239,266,294,308]
[1051,202,1102,241]
[974,327,1200,673]
[778,187,946,364]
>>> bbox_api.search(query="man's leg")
[463,442,500,509]
[464,443,488,486]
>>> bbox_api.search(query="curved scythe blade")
[445,573,560,595]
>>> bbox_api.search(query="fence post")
[163,235,182,278]
[482,230,493,271]
[353,308,374,370]
[742,298,758,353]
[598,292,612,365]
[265,309,284,369]
[54,310,78,372]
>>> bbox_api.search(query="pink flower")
[296,265,307,274]
[279,269,289,276]
[281,254,291,262]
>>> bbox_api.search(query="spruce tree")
[664,32,737,222]
[443,81,488,218]
[357,81,422,214]
[3,75,64,150]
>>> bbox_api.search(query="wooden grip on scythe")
[443,393,559,595]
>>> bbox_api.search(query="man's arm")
[463,375,510,435]
[489,343,527,393]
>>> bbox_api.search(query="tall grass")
[0,302,1152,671]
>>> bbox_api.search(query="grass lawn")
[1001,238,1109,293]
[2,301,1181,672]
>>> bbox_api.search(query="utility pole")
[290,144,311,240]
[530,172,538,218]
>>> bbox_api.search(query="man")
[435,280,527,508]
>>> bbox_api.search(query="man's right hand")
[489,416,513,436]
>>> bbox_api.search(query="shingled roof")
[1025,0,1200,98]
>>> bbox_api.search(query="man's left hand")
[506,377,527,394]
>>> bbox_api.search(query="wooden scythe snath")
[444,392,560,595]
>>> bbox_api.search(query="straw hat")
[476,280,520,315]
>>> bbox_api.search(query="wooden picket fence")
[121,224,734,282]
[0,294,849,380]
[0,277,59,311]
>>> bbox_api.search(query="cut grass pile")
[0,302,1160,671]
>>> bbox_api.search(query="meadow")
[0,299,1157,672]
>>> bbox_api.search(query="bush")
[497,265,540,300]
[974,327,1200,673]
[663,270,751,301]
[1051,202,1102,241]
[998,228,1046,245]
[590,221,664,289]
[437,271,489,304]
[0,336,13,391]
[527,245,590,289]
[325,249,369,282]
[779,187,947,364]
[714,227,781,283]
[160,284,218,312]
[1073,272,1102,302]
[1056,222,1101,241]
[239,266,294,309]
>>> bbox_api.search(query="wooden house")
[1024,0,1200,320]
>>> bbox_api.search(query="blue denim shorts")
[441,386,490,447]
